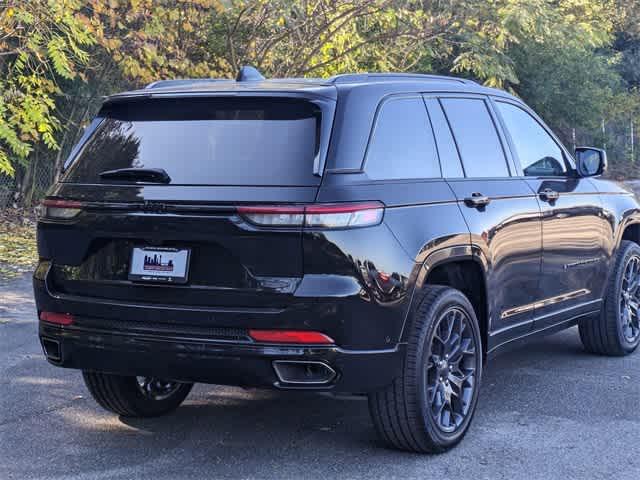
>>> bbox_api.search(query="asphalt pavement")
[1,273,639,480]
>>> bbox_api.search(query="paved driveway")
[1,273,639,480]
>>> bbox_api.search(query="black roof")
[145,72,477,89]
[105,69,515,104]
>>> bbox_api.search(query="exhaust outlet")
[273,360,337,385]
[41,337,62,363]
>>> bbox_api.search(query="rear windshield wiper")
[99,168,171,184]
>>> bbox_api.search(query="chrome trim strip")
[500,288,591,320]
[489,306,601,354]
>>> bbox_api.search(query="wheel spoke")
[447,335,462,360]
[441,408,451,429]
[443,314,455,343]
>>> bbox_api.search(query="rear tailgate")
[39,95,334,309]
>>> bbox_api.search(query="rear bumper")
[38,321,404,393]
[34,275,406,393]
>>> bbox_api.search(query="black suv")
[34,67,640,453]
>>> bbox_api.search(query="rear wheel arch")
[402,247,489,358]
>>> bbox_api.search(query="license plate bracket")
[128,247,191,284]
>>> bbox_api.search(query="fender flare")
[398,244,489,343]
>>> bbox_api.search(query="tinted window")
[424,97,464,178]
[364,97,440,179]
[63,98,322,186]
[440,98,509,178]
[495,101,566,177]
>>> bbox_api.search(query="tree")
[0,0,94,176]
[206,0,468,78]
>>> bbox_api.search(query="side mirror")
[575,147,607,177]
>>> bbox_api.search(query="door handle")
[539,188,560,202]
[464,192,490,208]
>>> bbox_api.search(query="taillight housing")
[237,202,384,229]
[39,311,75,326]
[36,199,83,220]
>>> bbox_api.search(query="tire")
[82,372,193,417]
[368,286,483,453]
[579,240,640,356]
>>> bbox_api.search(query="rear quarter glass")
[62,97,323,186]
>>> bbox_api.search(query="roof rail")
[145,78,233,89]
[327,72,476,85]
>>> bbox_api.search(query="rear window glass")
[62,97,322,186]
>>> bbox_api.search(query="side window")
[495,101,566,177]
[364,97,441,180]
[440,98,509,178]
[423,97,464,178]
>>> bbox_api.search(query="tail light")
[238,202,384,229]
[37,199,83,220]
[249,329,334,344]
[39,311,75,326]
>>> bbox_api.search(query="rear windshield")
[62,97,322,186]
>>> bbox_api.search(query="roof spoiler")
[144,66,265,89]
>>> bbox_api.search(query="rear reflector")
[237,202,384,229]
[39,311,74,326]
[249,329,334,344]
[37,199,83,220]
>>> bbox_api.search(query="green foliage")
[0,0,94,176]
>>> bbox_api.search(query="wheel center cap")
[437,360,450,378]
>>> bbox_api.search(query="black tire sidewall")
[609,242,640,352]
[83,372,193,417]
[411,288,483,448]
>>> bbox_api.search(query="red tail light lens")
[249,329,335,344]
[37,199,83,220]
[238,202,384,229]
[39,311,74,326]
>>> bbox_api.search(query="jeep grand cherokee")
[34,67,640,452]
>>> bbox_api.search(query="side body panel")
[524,177,608,329]
[314,175,469,347]
[487,95,612,344]
[447,179,543,350]
[425,94,544,351]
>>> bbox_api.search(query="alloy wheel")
[620,255,640,343]
[425,307,478,433]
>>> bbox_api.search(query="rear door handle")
[539,188,560,202]
[464,193,490,208]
